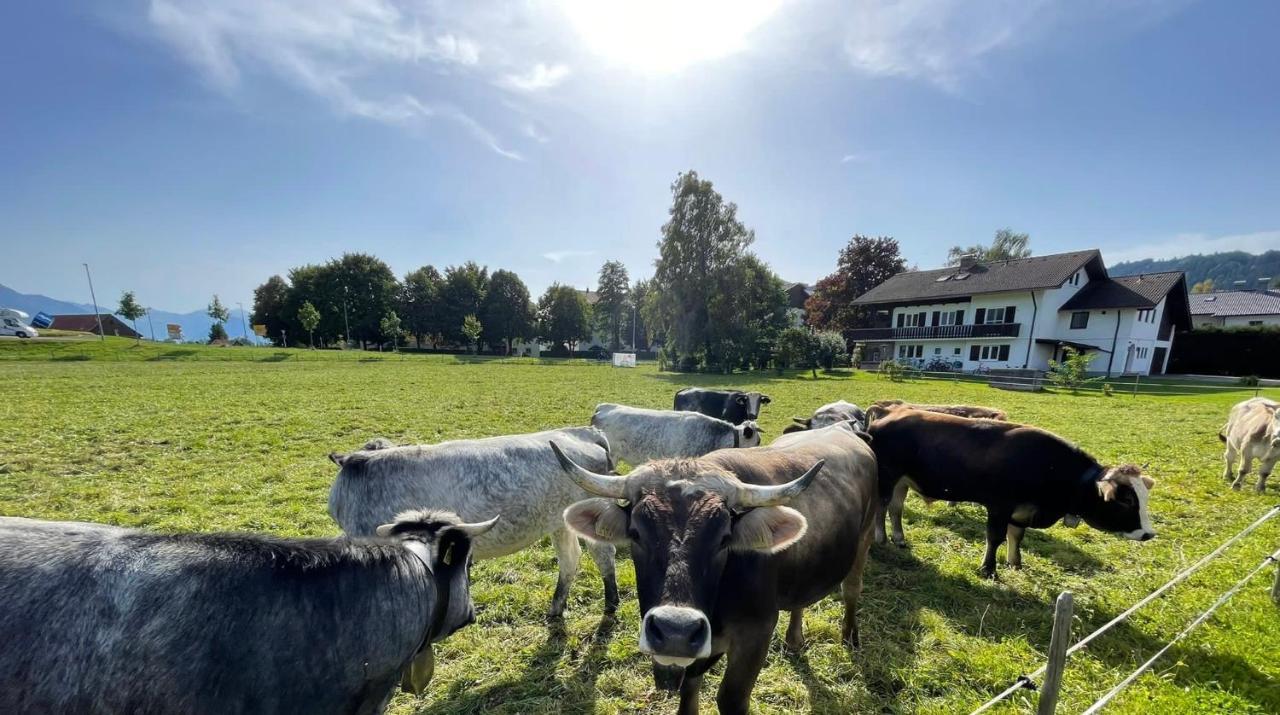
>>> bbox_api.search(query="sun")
[560,0,783,75]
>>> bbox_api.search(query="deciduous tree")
[946,228,1031,266]
[297,301,321,348]
[594,261,630,350]
[806,235,907,333]
[538,284,592,355]
[115,291,145,344]
[481,269,534,354]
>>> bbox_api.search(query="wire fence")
[969,504,1280,715]
[882,367,1277,398]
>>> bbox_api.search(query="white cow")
[1220,397,1280,493]
[590,403,760,466]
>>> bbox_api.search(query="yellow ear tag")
[401,644,436,695]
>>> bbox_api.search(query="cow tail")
[1217,424,1227,443]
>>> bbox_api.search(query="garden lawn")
[2,340,1278,714]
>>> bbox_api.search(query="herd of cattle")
[1,388,1276,714]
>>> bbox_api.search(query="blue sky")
[2,0,1277,312]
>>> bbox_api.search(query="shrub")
[774,328,820,377]
[1103,383,1114,397]
[814,331,848,370]
[1238,375,1261,387]
[1047,348,1099,394]
[879,359,909,382]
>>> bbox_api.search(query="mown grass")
[2,339,1278,714]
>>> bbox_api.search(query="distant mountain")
[0,283,256,342]
[1109,250,1280,291]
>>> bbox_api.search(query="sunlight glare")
[561,0,783,74]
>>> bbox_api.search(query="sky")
[1,0,1278,312]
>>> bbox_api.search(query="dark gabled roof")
[1059,272,1185,310]
[51,314,142,338]
[851,250,1100,305]
[1188,290,1280,317]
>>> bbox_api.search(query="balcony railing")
[847,323,1021,341]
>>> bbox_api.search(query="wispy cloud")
[542,249,596,263]
[1105,230,1280,264]
[839,153,864,164]
[523,123,550,144]
[499,63,571,92]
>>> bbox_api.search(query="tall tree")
[207,295,230,343]
[1190,278,1215,294]
[806,235,907,333]
[594,261,630,350]
[624,278,652,350]
[379,311,402,351]
[946,228,1032,266]
[115,291,145,345]
[707,254,789,371]
[400,266,444,348]
[251,275,291,346]
[328,253,400,348]
[481,269,534,354]
[461,314,483,354]
[538,284,592,355]
[650,171,755,363]
[439,262,489,344]
[297,301,321,348]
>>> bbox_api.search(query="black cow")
[554,423,878,715]
[673,388,771,425]
[868,408,1156,577]
[0,510,497,714]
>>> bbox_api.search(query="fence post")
[1132,373,1140,397]
[1038,591,1074,715]
[1271,553,1280,606]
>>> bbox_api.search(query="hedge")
[1168,326,1280,378]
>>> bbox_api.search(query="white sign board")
[612,352,636,368]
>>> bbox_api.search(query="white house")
[849,250,1191,376]
[1188,290,1280,328]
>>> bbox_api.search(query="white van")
[0,309,39,338]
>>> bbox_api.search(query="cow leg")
[1256,458,1275,494]
[547,527,582,618]
[1232,454,1253,491]
[715,625,774,715]
[584,539,619,614]
[840,524,874,650]
[888,480,910,547]
[1006,524,1026,569]
[981,508,1010,578]
[1222,444,1238,481]
[784,608,805,651]
[676,653,723,715]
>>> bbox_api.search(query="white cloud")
[499,63,571,92]
[523,123,550,144]
[542,249,596,263]
[1104,230,1280,264]
[840,153,863,163]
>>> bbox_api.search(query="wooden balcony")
[847,323,1021,341]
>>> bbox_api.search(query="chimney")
[959,254,978,271]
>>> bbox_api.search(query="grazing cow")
[554,422,878,715]
[865,399,1008,424]
[783,400,866,433]
[592,403,760,466]
[1220,397,1280,493]
[674,388,771,425]
[868,408,1155,577]
[0,510,497,715]
[329,427,617,617]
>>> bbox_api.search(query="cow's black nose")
[643,606,710,658]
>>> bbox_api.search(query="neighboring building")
[784,282,811,328]
[1188,290,1280,328]
[51,314,142,339]
[849,250,1191,376]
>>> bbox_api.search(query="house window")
[898,344,923,358]
[986,307,1005,324]
[1070,311,1089,329]
[934,347,942,354]
[953,347,961,355]
[1136,308,1154,323]
[971,344,1011,361]
[1249,320,1264,326]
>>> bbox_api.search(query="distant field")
[2,339,1278,714]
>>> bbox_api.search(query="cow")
[868,408,1156,577]
[674,388,771,425]
[864,399,1008,424]
[329,427,618,618]
[553,422,878,715]
[592,403,760,467]
[0,510,497,715]
[1220,397,1280,493]
[782,400,866,434]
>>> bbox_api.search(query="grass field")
[2,338,1278,714]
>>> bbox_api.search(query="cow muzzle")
[640,605,711,666]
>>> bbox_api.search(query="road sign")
[612,353,637,368]
[166,324,182,341]
[252,324,268,337]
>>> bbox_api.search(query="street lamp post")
[146,308,156,341]
[82,263,105,341]
[237,302,249,343]
[342,285,352,349]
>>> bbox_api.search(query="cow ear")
[730,506,808,553]
[1097,480,1118,502]
[329,452,349,467]
[760,395,771,404]
[735,395,748,405]
[563,499,629,544]
[1140,475,1155,490]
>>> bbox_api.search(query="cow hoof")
[1231,482,1243,491]
[784,634,805,652]
[1255,484,1267,494]
[892,538,908,548]
[1008,563,1022,570]
[980,568,998,580]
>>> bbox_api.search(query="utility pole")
[82,263,105,341]
[631,301,637,349]
[146,308,156,341]
[281,329,287,348]
[236,302,249,343]
[342,285,352,349]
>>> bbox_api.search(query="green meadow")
[2,338,1277,714]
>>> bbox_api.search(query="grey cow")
[591,403,761,467]
[1220,397,1280,493]
[0,510,496,715]
[329,426,618,617]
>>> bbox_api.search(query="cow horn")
[735,459,825,508]
[550,441,629,499]
[450,514,501,538]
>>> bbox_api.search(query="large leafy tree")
[538,283,592,355]
[624,278,652,350]
[594,261,630,350]
[946,228,1031,266]
[439,262,489,344]
[707,254,789,371]
[329,253,400,348]
[401,266,444,348]
[297,301,321,348]
[650,171,755,364]
[207,295,230,343]
[251,275,291,346]
[116,291,146,344]
[481,269,534,354]
[806,235,907,333]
